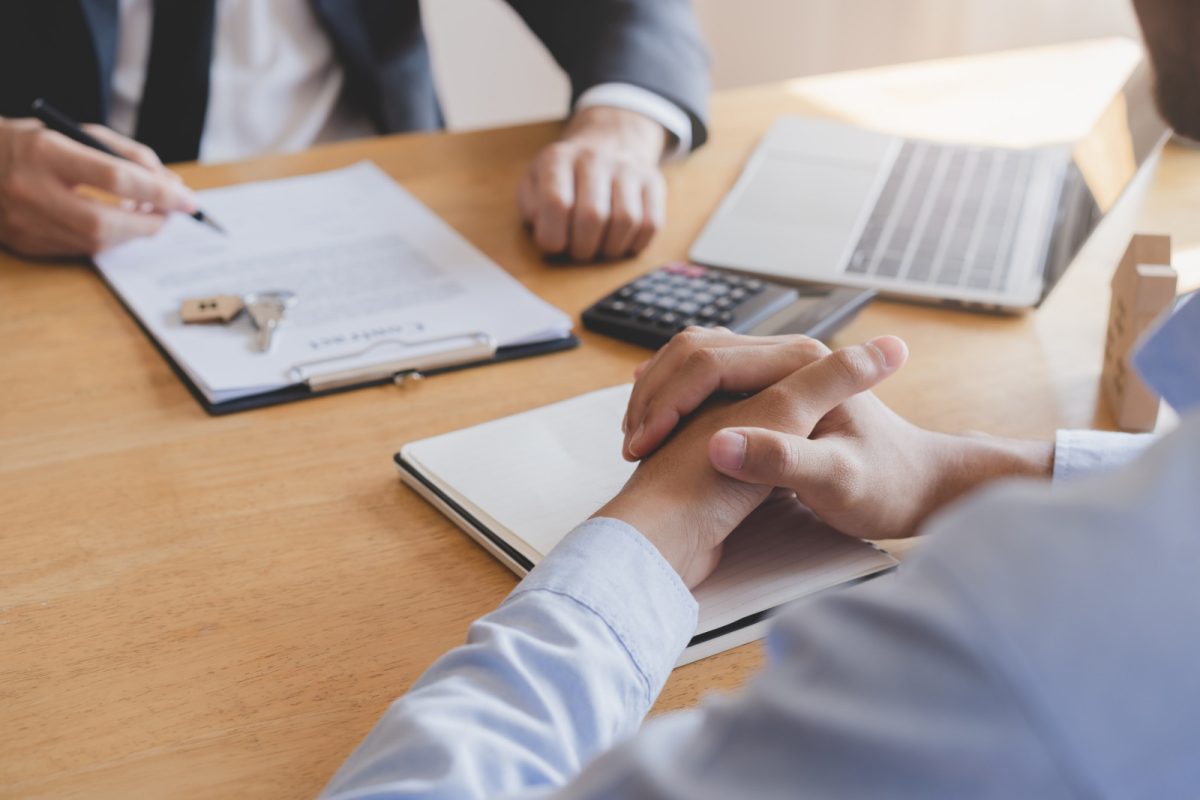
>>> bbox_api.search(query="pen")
[31,98,227,235]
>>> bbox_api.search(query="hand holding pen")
[0,100,221,258]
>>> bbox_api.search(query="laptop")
[689,62,1169,312]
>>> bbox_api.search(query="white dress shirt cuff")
[575,82,694,161]
[1052,429,1156,483]
[509,517,698,701]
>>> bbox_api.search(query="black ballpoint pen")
[31,98,227,235]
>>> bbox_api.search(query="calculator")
[582,262,876,349]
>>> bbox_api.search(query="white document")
[400,384,897,661]
[94,162,572,404]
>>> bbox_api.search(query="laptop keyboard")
[845,141,1038,292]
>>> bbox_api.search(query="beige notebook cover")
[396,384,897,666]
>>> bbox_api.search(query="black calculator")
[583,262,876,349]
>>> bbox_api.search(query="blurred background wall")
[420,0,1140,131]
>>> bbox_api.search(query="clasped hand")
[596,328,1034,588]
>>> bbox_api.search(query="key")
[244,290,296,353]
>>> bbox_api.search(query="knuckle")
[794,337,831,359]
[543,191,570,217]
[683,346,722,378]
[761,435,800,478]
[672,327,708,352]
[612,208,636,232]
[576,207,603,229]
[80,214,107,250]
[576,148,602,169]
[828,348,873,387]
[95,161,123,191]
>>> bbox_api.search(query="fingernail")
[629,422,645,457]
[865,335,906,369]
[710,430,746,472]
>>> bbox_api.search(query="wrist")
[924,431,1054,517]
[594,475,769,588]
[563,106,667,164]
[594,489,702,582]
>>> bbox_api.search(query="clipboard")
[97,268,579,416]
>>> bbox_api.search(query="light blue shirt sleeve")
[318,517,697,800]
[1053,428,1154,483]
[323,417,1200,799]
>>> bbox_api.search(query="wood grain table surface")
[4,39,1199,799]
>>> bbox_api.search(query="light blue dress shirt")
[318,412,1200,799]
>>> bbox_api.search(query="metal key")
[244,291,296,353]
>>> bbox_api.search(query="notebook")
[396,384,898,665]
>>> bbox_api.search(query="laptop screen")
[1043,61,1171,292]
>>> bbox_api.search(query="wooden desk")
[3,39,1199,799]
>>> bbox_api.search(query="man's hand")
[0,118,196,257]
[621,328,1054,543]
[596,336,904,588]
[517,106,668,262]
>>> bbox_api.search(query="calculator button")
[599,300,632,316]
[617,286,636,299]
[707,283,730,296]
[693,292,715,305]
[699,305,719,320]
[659,311,681,327]
[639,307,658,322]
[714,296,733,309]
[634,291,658,304]
[718,311,735,324]
[730,287,748,301]
[677,300,701,315]
[655,296,679,310]
[745,279,765,293]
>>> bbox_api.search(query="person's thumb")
[709,427,843,495]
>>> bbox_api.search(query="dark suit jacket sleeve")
[506,0,711,150]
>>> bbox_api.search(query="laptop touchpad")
[724,155,882,275]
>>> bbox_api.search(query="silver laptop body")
[690,63,1168,312]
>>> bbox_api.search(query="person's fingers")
[42,131,196,213]
[629,171,666,255]
[80,124,177,180]
[770,335,909,424]
[709,428,852,503]
[40,183,165,253]
[602,168,642,259]
[626,337,833,460]
[530,148,574,255]
[623,329,829,456]
[0,205,91,257]
[569,152,612,261]
[623,325,743,443]
[516,169,537,225]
